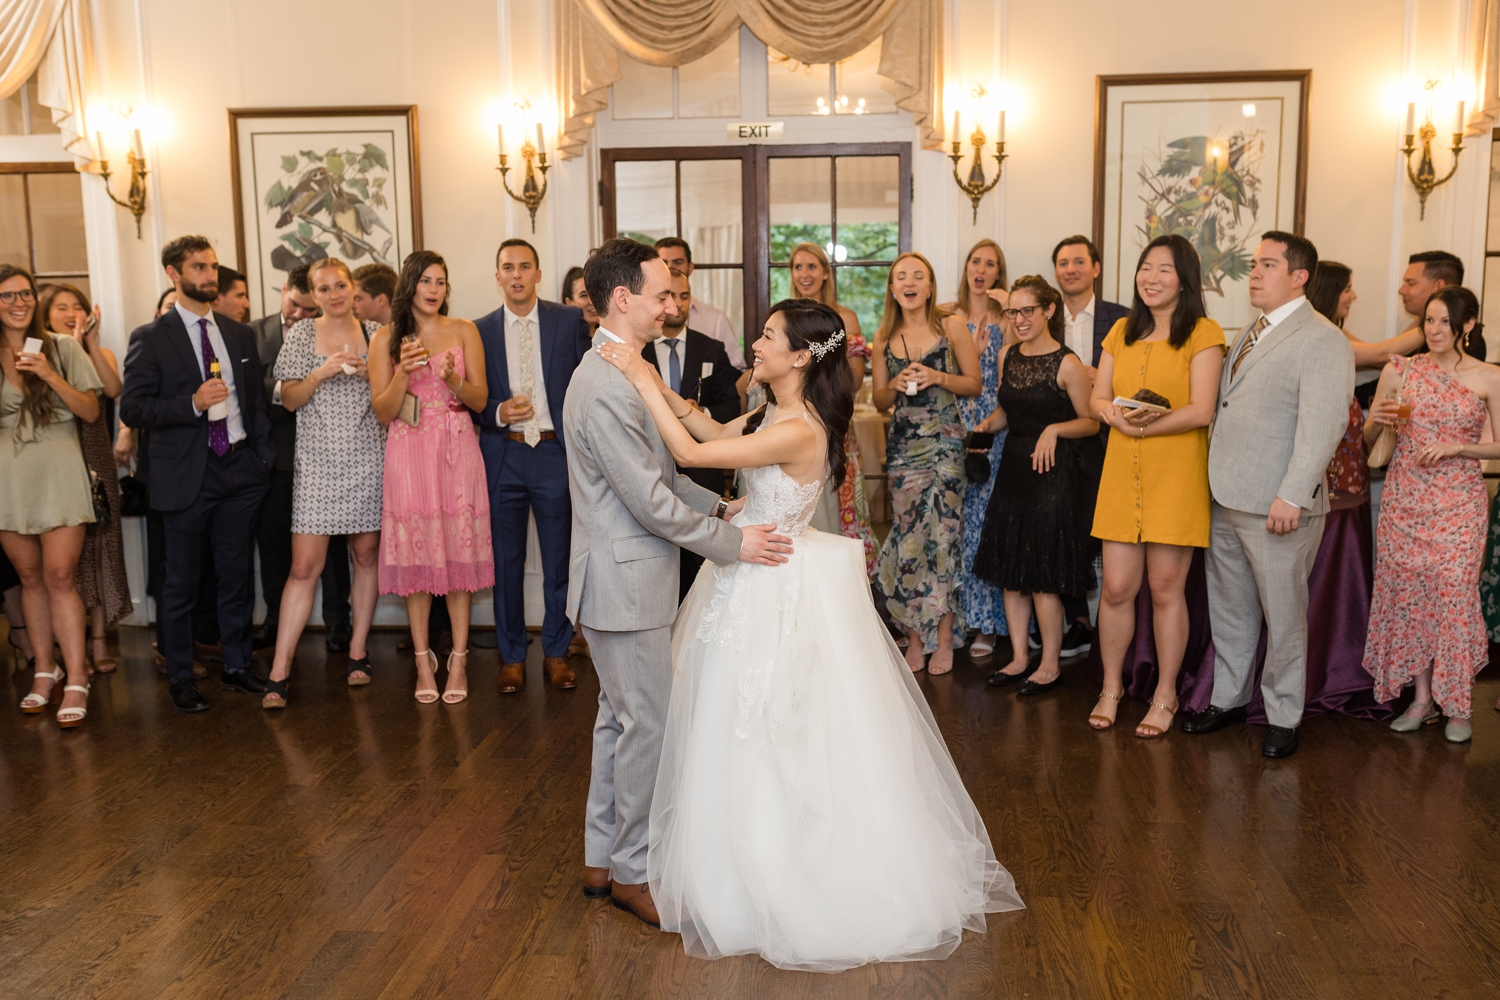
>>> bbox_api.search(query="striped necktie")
[1231,314,1271,379]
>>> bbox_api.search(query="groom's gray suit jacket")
[564,330,743,631]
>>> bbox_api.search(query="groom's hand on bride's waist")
[738,523,793,565]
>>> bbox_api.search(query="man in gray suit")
[1181,232,1354,758]
[564,238,791,926]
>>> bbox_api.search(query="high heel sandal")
[57,682,90,729]
[1089,691,1122,730]
[262,677,289,710]
[443,650,469,704]
[413,650,440,704]
[1135,701,1179,739]
[90,640,117,674]
[346,655,373,687]
[20,666,63,714]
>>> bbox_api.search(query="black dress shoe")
[1262,725,1300,758]
[1180,704,1248,734]
[1060,622,1093,658]
[325,622,353,653]
[221,670,267,695]
[1016,673,1065,696]
[986,662,1037,687]
[170,680,210,712]
[251,624,277,650]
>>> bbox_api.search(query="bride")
[598,298,1023,972]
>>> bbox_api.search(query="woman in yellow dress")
[1088,235,1225,738]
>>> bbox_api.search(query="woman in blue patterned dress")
[947,239,1012,661]
[873,253,983,675]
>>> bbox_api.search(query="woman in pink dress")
[369,251,494,704]
[1363,287,1500,743]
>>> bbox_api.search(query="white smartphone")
[22,337,43,356]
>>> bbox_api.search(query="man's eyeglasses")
[1003,305,1041,320]
[0,289,36,305]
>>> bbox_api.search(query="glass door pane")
[835,156,900,261]
[28,172,87,273]
[0,175,27,269]
[680,161,742,263]
[615,160,676,244]
[768,157,831,262]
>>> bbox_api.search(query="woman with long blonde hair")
[872,252,982,675]
[786,241,877,572]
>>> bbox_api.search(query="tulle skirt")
[648,528,1024,972]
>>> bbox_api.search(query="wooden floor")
[2,625,1499,1000]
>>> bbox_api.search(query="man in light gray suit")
[1182,232,1354,759]
[564,238,791,926]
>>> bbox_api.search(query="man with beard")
[121,236,275,712]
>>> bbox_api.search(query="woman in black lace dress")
[973,276,1100,693]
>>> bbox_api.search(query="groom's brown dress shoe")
[544,656,576,689]
[610,882,660,927]
[497,662,525,693]
[583,865,612,899]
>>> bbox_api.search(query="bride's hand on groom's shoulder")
[737,523,793,566]
[597,342,654,390]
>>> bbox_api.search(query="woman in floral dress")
[1363,287,1500,743]
[948,239,1011,660]
[872,253,982,675]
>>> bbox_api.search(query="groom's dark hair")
[584,238,660,320]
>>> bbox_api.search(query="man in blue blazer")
[474,238,593,694]
[120,236,275,712]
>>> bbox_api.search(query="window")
[0,72,61,136]
[0,164,90,297]
[612,32,741,120]
[766,40,897,118]
[601,143,911,354]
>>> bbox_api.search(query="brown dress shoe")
[153,647,207,678]
[544,656,576,689]
[582,865,612,899]
[568,634,591,659]
[610,882,660,927]
[497,662,525,693]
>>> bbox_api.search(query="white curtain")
[1467,0,1500,135]
[0,0,97,169]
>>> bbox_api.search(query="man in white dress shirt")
[654,237,744,370]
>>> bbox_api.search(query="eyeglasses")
[0,289,36,305]
[1003,305,1041,320]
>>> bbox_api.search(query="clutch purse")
[1366,360,1408,470]
[398,392,421,427]
[118,474,149,517]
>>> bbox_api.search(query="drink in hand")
[207,359,229,421]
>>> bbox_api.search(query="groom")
[564,238,792,926]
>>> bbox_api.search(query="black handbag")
[964,431,994,484]
[118,473,149,517]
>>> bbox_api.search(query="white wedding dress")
[648,408,1024,972]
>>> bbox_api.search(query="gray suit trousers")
[582,624,672,885]
[1205,503,1324,729]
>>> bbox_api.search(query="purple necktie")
[199,318,230,456]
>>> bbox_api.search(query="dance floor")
[3,625,1499,999]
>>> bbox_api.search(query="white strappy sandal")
[443,649,469,704]
[19,666,63,714]
[57,682,90,729]
[413,649,440,704]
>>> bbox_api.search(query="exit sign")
[727,121,784,141]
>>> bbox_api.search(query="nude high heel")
[442,650,469,704]
[413,650,440,704]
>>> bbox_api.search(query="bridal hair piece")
[808,329,846,361]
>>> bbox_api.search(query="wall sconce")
[97,128,148,238]
[497,118,549,234]
[1402,97,1466,220]
[949,109,1007,224]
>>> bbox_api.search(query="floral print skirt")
[875,465,966,652]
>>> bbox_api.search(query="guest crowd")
[1,220,1493,755]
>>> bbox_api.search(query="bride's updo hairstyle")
[743,298,853,489]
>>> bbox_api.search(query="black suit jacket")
[1090,298,1131,368]
[472,299,592,455]
[120,309,275,512]
[250,312,297,472]
[642,328,740,495]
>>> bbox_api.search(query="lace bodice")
[733,407,824,536]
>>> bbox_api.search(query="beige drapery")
[1465,0,1500,136]
[0,0,97,169]
[557,0,943,159]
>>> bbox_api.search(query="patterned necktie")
[516,317,540,447]
[199,318,230,456]
[1231,314,1271,379]
[663,337,682,394]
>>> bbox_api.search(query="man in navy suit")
[121,236,275,712]
[474,238,592,695]
[1051,235,1129,656]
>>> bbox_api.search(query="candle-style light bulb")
[998,110,1006,143]
[535,123,544,155]
[952,109,961,140]
[95,131,105,162]
[131,129,143,158]
[1454,100,1466,135]
[1405,102,1416,135]
[497,122,505,155]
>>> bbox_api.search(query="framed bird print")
[1093,72,1309,332]
[230,106,423,318]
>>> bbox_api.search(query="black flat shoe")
[1262,725,1300,758]
[985,663,1036,687]
[1016,673,1064,696]
[1180,704,1248,735]
[325,622,352,653]
[221,670,267,695]
[1060,621,1093,658]
[170,680,209,713]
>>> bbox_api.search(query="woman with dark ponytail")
[595,297,1022,970]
